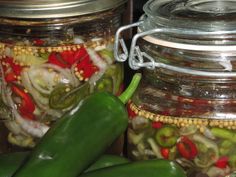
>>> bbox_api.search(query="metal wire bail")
[115,20,236,77]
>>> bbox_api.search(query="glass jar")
[115,0,236,176]
[0,0,126,151]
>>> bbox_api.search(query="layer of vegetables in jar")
[127,81,236,177]
[0,34,123,148]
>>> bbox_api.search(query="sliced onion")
[86,48,107,84]
[21,69,63,118]
[4,121,26,136]
[70,64,81,87]
[21,70,49,105]
[0,63,50,138]
[40,64,75,85]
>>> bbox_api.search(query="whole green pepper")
[13,73,141,177]
[79,159,186,177]
[0,151,129,177]
[0,152,29,177]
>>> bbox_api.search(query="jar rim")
[0,0,127,19]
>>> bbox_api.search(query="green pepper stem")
[118,73,142,104]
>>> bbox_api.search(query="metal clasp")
[114,21,143,62]
[115,21,236,77]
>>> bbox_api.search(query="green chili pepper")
[13,73,141,177]
[229,155,236,169]
[155,126,178,148]
[98,49,114,64]
[0,152,30,177]
[211,128,236,143]
[95,76,113,93]
[169,146,177,160]
[79,159,186,177]
[102,64,124,94]
[219,140,234,156]
[0,151,129,177]
[49,83,89,109]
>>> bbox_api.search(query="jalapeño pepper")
[0,151,129,177]
[49,83,90,110]
[155,126,178,148]
[13,73,141,177]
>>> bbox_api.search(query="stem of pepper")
[118,73,142,104]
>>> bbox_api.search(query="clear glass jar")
[115,0,236,176]
[0,0,126,150]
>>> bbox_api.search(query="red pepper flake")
[161,148,170,159]
[127,102,137,118]
[33,39,45,46]
[161,110,171,116]
[152,121,163,129]
[215,156,229,169]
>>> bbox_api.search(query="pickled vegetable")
[0,34,123,148]
[127,102,236,177]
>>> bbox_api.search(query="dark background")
[109,0,149,155]
[122,0,148,84]
[133,0,147,21]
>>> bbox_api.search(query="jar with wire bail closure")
[0,0,126,151]
[115,0,236,176]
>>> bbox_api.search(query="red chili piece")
[152,121,163,129]
[3,57,23,83]
[6,58,22,75]
[73,47,88,62]
[60,50,77,65]
[11,85,36,120]
[48,47,99,80]
[5,72,17,82]
[48,52,70,68]
[215,156,229,169]
[177,136,198,160]
[126,102,137,118]
[161,148,170,159]
[75,54,99,80]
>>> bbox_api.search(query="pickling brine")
[0,3,125,149]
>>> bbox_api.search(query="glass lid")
[139,0,236,46]
[0,0,127,19]
[143,0,236,31]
